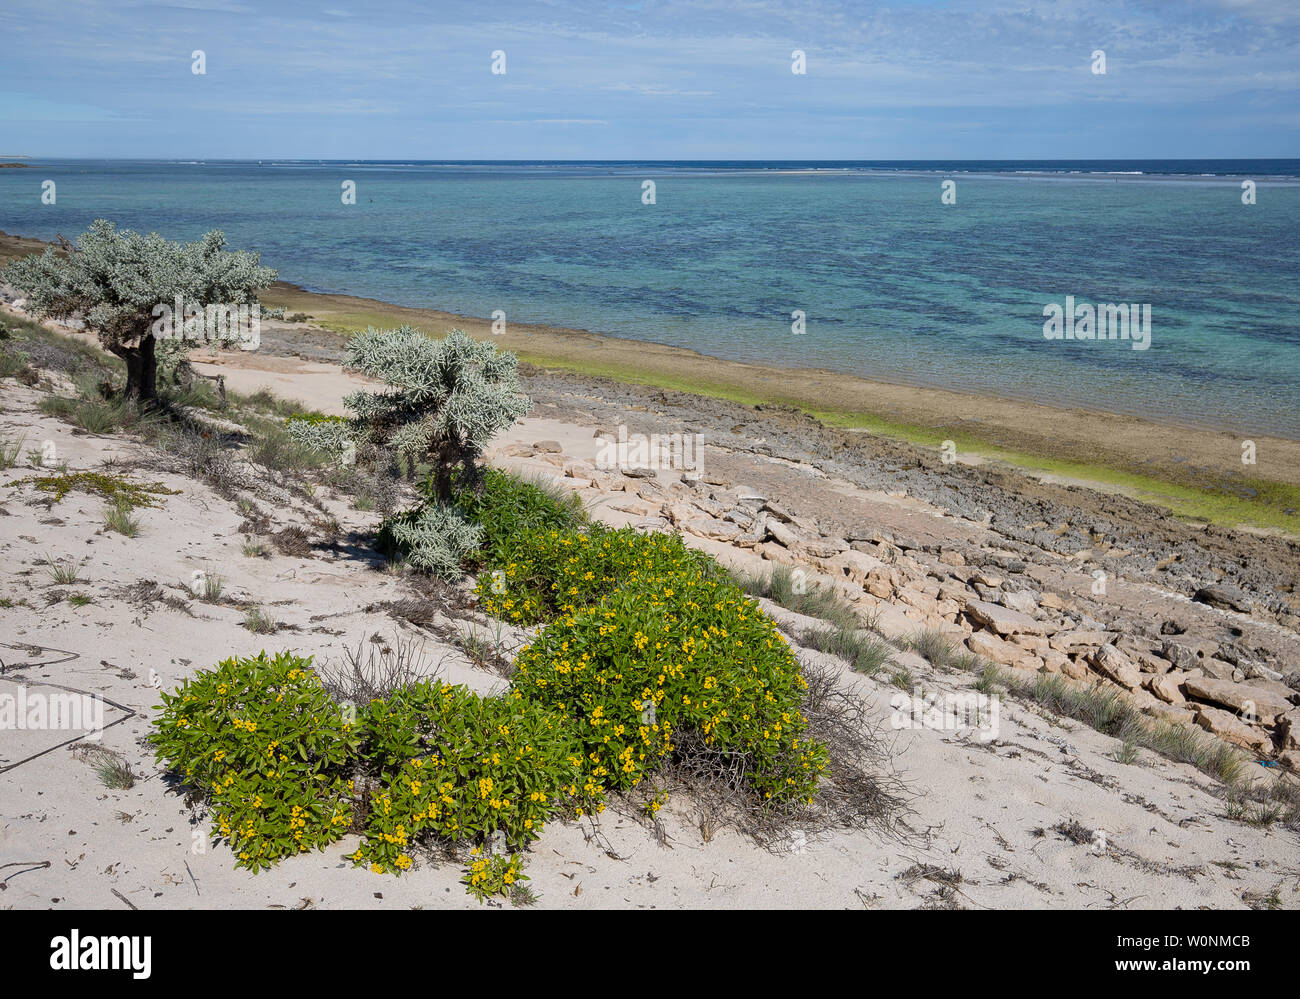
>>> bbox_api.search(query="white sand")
[1,343,1296,910]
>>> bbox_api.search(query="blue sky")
[1,0,1298,159]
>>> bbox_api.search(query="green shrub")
[450,466,586,563]
[476,523,715,624]
[149,651,359,872]
[377,502,483,578]
[512,570,828,804]
[351,680,584,874]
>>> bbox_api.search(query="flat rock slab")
[965,599,1046,636]
[1183,675,1293,723]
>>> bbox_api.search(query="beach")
[252,280,1300,536]
[3,299,1299,911]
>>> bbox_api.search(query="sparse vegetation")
[77,746,135,789]
[904,628,959,669]
[242,606,278,634]
[1113,739,1140,765]
[1,434,27,469]
[8,469,179,509]
[737,564,861,631]
[799,623,896,676]
[199,572,224,603]
[103,500,141,537]
[44,555,81,585]
[1003,670,1247,785]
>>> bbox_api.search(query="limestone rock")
[967,630,1031,667]
[680,517,741,543]
[1147,671,1187,705]
[1049,629,1114,652]
[801,535,850,559]
[562,459,597,484]
[865,566,896,599]
[825,549,884,585]
[1001,590,1039,616]
[965,599,1046,636]
[1182,676,1293,724]
[1090,644,1143,691]
[757,542,798,567]
[1194,706,1271,753]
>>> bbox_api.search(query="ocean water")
[1,159,1297,437]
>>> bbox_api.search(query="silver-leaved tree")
[292,325,531,577]
[2,219,276,400]
[340,325,531,501]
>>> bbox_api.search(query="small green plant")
[67,593,94,607]
[103,500,141,537]
[461,850,529,903]
[890,667,915,690]
[799,625,896,676]
[243,606,278,634]
[456,626,495,665]
[905,628,958,669]
[0,434,26,469]
[91,751,135,789]
[44,555,81,585]
[241,537,269,558]
[200,572,224,602]
[1113,739,1140,765]
[973,663,1002,696]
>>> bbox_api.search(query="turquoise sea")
[1,159,1297,437]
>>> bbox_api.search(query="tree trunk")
[433,464,452,503]
[120,335,159,401]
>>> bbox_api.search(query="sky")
[0,0,1298,159]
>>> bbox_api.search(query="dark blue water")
[2,159,1297,436]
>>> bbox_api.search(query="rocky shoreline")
[497,367,1300,769]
